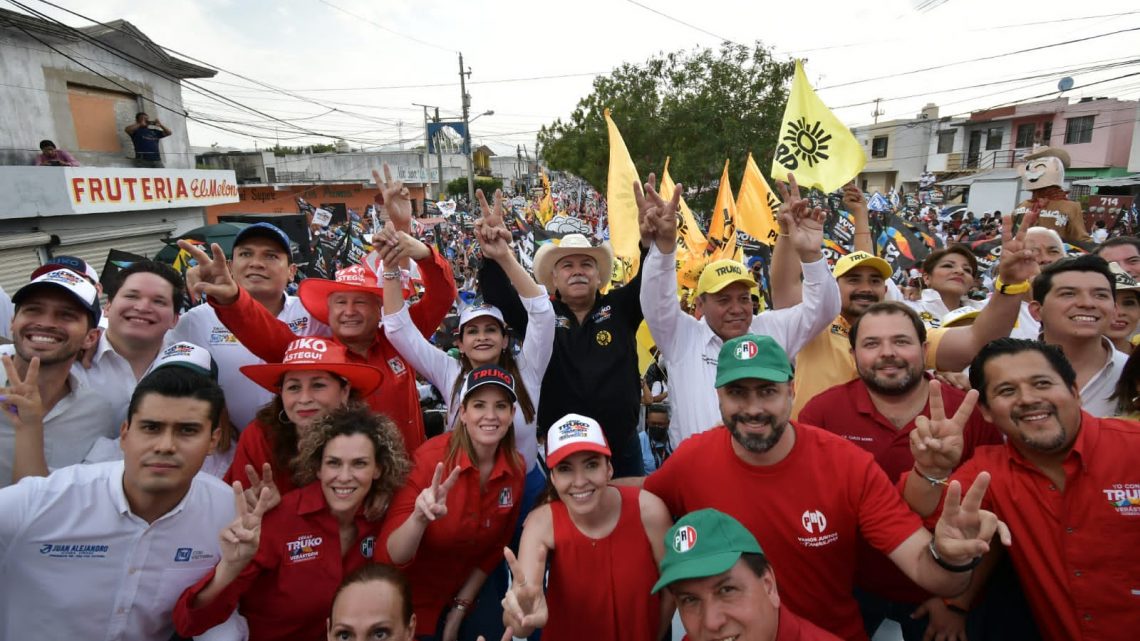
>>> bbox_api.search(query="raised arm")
[381,462,461,565]
[501,510,553,636]
[637,175,691,355]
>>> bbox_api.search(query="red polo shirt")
[911,413,1140,641]
[222,418,298,497]
[173,482,378,641]
[211,247,456,453]
[645,425,923,641]
[800,377,1002,602]
[377,432,524,636]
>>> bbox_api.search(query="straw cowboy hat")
[531,233,613,293]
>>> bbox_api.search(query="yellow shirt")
[792,319,948,419]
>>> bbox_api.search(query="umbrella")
[154,222,252,263]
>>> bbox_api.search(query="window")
[937,130,955,154]
[871,136,889,158]
[66,83,136,152]
[1064,115,1094,144]
[985,127,1003,151]
[1042,121,1053,145]
[1015,123,1036,148]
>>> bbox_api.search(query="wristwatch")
[929,539,982,572]
[994,277,1030,296]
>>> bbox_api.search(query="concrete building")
[0,8,237,292]
[853,104,941,194]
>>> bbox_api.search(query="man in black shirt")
[125,112,171,168]
[479,222,652,476]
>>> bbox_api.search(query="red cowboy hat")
[299,264,385,325]
[240,337,383,394]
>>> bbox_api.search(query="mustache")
[568,276,590,285]
[1012,403,1055,419]
[732,413,774,426]
[874,357,909,369]
[850,293,878,302]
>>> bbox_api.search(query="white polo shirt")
[0,461,237,641]
[0,345,115,489]
[72,333,165,430]
[640,246,841,448]
[168,295,326,429]
[1079,337,1129,417]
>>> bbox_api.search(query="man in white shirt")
[169,222,324,429]
[1,268,113,488]
[636,176,840,447]
[75,260,183,428]
[1030,253,1128,416]
[0,365,243,641]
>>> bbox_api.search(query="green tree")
[538,42,794,214]
[446,175,502,197]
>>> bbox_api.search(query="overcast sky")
[24,0,1140,159]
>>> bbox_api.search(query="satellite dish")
[1058,77,1074,92]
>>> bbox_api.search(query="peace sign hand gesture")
[220,481,273,569]
[910,380,973,479]
[178,240,239,306]
[475,189,513,262]
[996,209,1039,286]
[501,547,548,633]
[241,463,281,514]
[633,174,681,254]
[775,173,825,262]
[1,355,44,432]
[413,462,461,525]
[373,163,412,232]
[933,472,1012,566]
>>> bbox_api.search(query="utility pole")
[435,108,445,201]
[413,103,438,199]
[872,98,884,124]
[458,52,475,208]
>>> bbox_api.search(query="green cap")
[715,334,792,387]
[652,509,764,594]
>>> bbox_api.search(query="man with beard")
[0,268,113,488]
[641,334,1011,641]
[903,338,1140,641]
[799,301,1002,641]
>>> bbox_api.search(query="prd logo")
[735,340,758,360]
[801,510,827,534]
[673,525,698,553]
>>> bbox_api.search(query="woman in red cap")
[174,404,410,641]
[501,413,673,641]
[377,364,525,641]
[224,337,385,511]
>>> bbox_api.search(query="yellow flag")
[709,160,739,262]
[736,152,782,246]
[771,60,865,193]
[661,158,707,255]
[636,321,656,375]
[604,109,642,281]
[537,171,554,225]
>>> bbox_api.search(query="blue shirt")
[129,126,168,160]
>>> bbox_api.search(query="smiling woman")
[173,404,409,641]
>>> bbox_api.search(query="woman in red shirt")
[224,337,383,510]
[378,365,525,641]
[174,404,410,641]
[502,413,674,641]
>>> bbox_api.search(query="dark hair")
[848,301,927,349]
[1111,348,1140,414]
[646,403,670,419]
[1094,236,1140,258]
[666,552,770,595]
[1032,254,1115,304]
[449,329,535,424]
[254,381,360,479]
[921,244,978,281]
[128,367,225,428]
[135,111,148,120]
[39,139,55,150]
[291,403,410,498]
[537,451,613,506]
[967,338,1077,405]
[332,563,413,626]
[108,260,185,311]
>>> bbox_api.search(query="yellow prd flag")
[661,158,709,289]
[709,159,739,262]
[771,60,865,194]
[537,171,554,225]
[604,108,642,282]
[736,152,782,246]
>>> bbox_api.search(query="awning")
[1072,174,1140,188]
[937,169,1021,187]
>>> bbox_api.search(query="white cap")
[459,304,505,328]
[153,342,218,380]
[545,413,611,467]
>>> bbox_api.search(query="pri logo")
[673,525,698,553]
[801,510,828,534]
[557,420,591,440]
[734,340,759,361]
[498,487,514,508]
[359,536,375,558]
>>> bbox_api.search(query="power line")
[201,70,609,93]
[623,0,739,45]
[317,0,454,53]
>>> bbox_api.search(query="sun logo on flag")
[775,117,832,170]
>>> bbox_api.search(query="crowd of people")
[0,154,1138,641]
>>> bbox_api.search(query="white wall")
[967,179,1022,215]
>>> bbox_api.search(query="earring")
[278,410,292,425]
